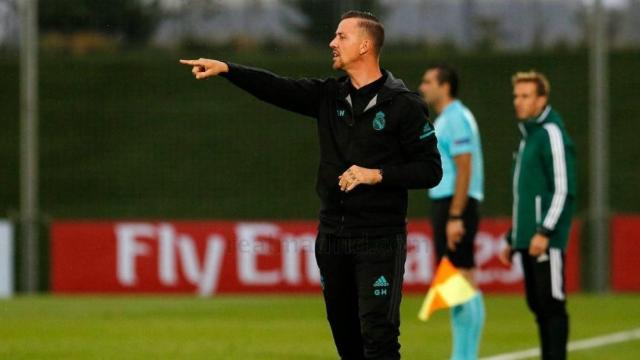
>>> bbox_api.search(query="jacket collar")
[519,105,552,136]
[533,105,552,124]
[337,69,411,111]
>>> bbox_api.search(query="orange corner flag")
[418,257,477,321]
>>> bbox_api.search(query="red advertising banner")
[611,216,640,291]
[51,220,581,295]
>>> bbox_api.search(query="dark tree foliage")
[39,0,159,43]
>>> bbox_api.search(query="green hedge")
[1,49,638,220]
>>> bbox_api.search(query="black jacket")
[222,63,442,235]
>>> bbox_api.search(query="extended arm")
[180,58,325,118]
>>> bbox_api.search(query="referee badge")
[373,111,386,131]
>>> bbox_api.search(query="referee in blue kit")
[419,65,485,360]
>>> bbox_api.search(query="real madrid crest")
[373,111,386,131]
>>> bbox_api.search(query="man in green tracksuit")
[499,71,576,360]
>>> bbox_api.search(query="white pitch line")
[480,327,640,360]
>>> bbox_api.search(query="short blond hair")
[511,71,551,97]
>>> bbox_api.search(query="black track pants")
[315,232,407,360]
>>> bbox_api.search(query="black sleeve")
[220,62,326,118]
[380,95,442,189]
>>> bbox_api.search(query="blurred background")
[0,0,638,287]
[0,1,639,358]
[2,0,639,290]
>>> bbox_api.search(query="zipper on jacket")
[338,93,394,123]
[332,92,393,236]
[360,96,394,117]
[535,195,542,225]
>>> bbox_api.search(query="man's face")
[329,18,367,70]
[419,69,445,106]
[513,82,547,120]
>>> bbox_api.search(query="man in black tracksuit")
[180,11,442,359]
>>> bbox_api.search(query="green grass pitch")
[0,294,639,359]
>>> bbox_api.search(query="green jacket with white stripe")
[509,106,577,250]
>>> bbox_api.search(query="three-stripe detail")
[387,234,405,323]
[542,123,568,230]
[550,248,565,300]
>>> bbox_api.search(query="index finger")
[179,59,201,66]
[346,179,360,192]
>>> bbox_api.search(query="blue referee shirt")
[429,100,484,201]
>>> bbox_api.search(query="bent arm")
[381,97,442,189]
[539,123,569,235]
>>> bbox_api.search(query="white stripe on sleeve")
[542,124,568,230]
